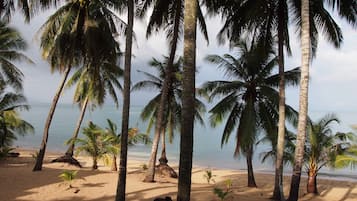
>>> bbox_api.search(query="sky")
[8,6,357,115]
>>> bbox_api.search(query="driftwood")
[51,155,82,167]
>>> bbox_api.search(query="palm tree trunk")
[177,0,197,200]
[307,170,318,194]
[159,127,168,164]
[111,155,118,171]
[273,1,286,200]
[115,0,133,200]
[1,117,7,148]
[143,0,182,182]
[288,0,311,200]
[65,96,89,157]
[92,156,98,169]
[246,145,257,188]
[33,66,71,171]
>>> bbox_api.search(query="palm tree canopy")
[38,0,125,73]
[133,56,206,143]
[204,0,357,56]
[0,21,33,91]
[201,40,299,156]
[65,53,123,109]
[138,0,209,44]
[0,0,32,22]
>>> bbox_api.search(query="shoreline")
[13,147,357,182]
[1,148,357,201]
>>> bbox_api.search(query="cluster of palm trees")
[1,0,357,201]
[0,20,34,156]
[73,119,149,170]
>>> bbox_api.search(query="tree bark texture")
[288,0,311,200]
[144,0,181,182]
[33,67,71,171]
[246,145,257,188]
[115,0,133,200]
[273,1,287,200]
[177,0,197,200]
[65,96,89,156]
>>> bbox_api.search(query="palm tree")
[33,0,124,171]
[138,0,208,182]
[288,0,310,200]
[74,121,104,169]
[335,126,357,169]
[177,0,197,199]
[116,0,134,199]
[102,119,150,171]
[132,56,205,175]
[52,53,123,166]
[204,0,357,198]
[258,129,296,168]
[335,145,357,169]
[201,40,299,187]
[0,21,33,91]
[0,82,33,150]
[304,114,356,194]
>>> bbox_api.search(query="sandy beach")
[0,149,356,201]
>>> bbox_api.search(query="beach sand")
[1,149,356,201]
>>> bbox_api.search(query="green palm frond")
[0,87,33,148]
[203,39,298,159]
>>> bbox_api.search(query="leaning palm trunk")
[66,96,89,156]
[246,145,257,187]
[51,97,89,167]
[273,2,286,199]
[115,0,134,200]
[33,67,71,171]
[177,0,197,200]
[143,0,181,182]
[288,0,311,200]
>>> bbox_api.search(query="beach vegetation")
[289,0,357,199]
[213,179,232,201]
[203,169,216,184]
[335,126,357,169]
[0,21,33,92]
[205,0,357,199]
[305,114,357,194]
[133,56,205,176]
[33,0,125,171]
[52,49,123,167]
[75,121,104,169]
[59,170,78,188]
[0,84,33,155]
[102,119,150,171]
[138,0,208,183]
[201,39,299,187]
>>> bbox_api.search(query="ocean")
[15,103,357,180]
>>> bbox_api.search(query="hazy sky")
[9,7,357,114]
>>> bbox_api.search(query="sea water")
[16,103,357,180]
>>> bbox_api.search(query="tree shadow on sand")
[0,155,111,201]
